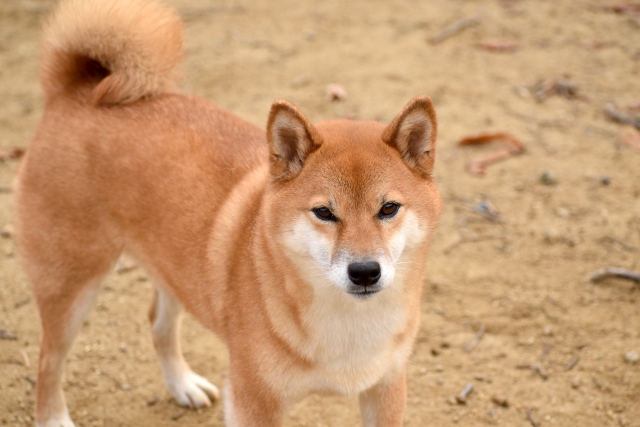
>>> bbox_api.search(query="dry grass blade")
[589,267,640,283]
[462,325,486,352]
[604,104,640,130]
[526,407,541,427]
[429,15,480,44]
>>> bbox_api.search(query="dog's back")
[16,0,267,320]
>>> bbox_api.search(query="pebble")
[571,376,581,389]
[0,224,13,238]
[539,170,558,186]
[491,395,509,407]
[326,83,347,101]
[624,351,639,364]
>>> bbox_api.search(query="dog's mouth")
[346,287,382,300]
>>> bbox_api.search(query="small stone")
[491,395,509,407]
[0,224,13,238]
[624,351,639,364]
[147,395,158,406]
[540,170,557,186]
[571,376,581,389]
[326,83,347,101]
[601,176,611,186]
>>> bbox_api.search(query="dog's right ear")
[267,100,323,181]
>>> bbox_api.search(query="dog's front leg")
[224,369,284,427]
[359,368,407,427]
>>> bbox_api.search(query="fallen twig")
[455,382,474,404]
[458,132,525,176]
[463,325,486,352]
[0,329,17,340]
[527,78,583,102]
[476,40,519,52]
[429,15,480,44]
[589,267,640,284]
[564,355,580,371]
[526,407,540,427]
[532,364,548,380]
[604,104,640,130]
[516,344,549,380]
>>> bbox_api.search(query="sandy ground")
[1,0,640,426]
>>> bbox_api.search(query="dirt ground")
[1,0,640,426]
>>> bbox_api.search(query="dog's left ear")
[267,100,323,181]
[382,96,437,178]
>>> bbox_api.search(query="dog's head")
[264,97,441,300]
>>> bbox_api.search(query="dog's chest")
[298,291,410,394]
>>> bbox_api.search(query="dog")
[14,0,442,425]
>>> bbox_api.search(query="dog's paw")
[37,411,76,427]
[167,371,220,408]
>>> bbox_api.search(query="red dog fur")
[15,0,442,426]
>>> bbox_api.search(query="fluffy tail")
[40,0,183,105]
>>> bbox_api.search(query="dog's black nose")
[347,261,381,287]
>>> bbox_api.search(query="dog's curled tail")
[41,0,183,105]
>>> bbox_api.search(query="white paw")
[37,411,76,427]
[166,371,220,408]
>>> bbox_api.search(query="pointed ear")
[382,96,438,177]
[267,100,323,180]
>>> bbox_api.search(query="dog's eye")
[378,202,400,219]
[313,207,337,222]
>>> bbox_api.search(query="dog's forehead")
[313,119,387,145]
[309,120,401,202]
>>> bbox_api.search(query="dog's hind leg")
[24,243,119,427]
[35,284,100,427]
[148,286,220,408]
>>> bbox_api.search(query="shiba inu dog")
[14,0,442,425]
